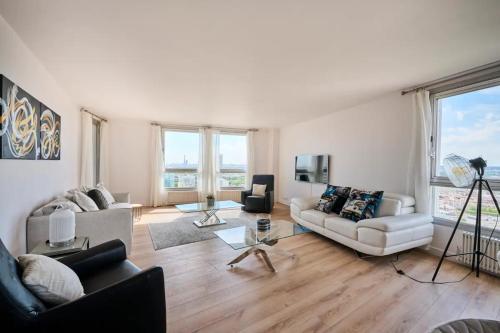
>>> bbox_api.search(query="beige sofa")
[291,192,433,256]
[27,193,133,254]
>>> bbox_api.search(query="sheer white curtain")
[246,131,255,188]
[99,121,110,186]
[80,112,94,187]
[198,128,219,201]
[407,89,432,214]
[149,125,166,207]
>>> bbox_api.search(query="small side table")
[30,237,89,260]
[131,204,143,222]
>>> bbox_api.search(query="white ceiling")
[1,1,500,128]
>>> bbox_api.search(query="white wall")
[107,119,278,205]
[108,119,151,204]
[0,15,80,256]
[279,92,413,203]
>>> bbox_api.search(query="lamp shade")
[49,208,76,247]
[443,154,476,188]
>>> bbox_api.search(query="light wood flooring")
[129,203,500,333]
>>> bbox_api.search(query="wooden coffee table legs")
[227,245,296,272]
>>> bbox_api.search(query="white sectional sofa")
[291,192,433,256]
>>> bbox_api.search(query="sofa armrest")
[241,189,252,203]
[59,240,126,278]
[112,192,131,203]
[357,213,433,232]
[39,267,166,333]
[290,197,318,211]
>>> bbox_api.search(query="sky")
[439,84,500,170]
[164,131,246,167]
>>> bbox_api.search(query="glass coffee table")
[214,220,310,272]
[175,200,243,228]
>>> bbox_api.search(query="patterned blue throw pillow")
[315,185,351,214]
[340,189,384,222]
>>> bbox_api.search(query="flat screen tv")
[295,154,329,184]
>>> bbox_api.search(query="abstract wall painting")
[0,75,40,159]
[0,74,61,160]
[39,104,61,160]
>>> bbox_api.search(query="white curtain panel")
[198,128,220,201]
[149,125,166,207]
[246,131,255,188]
[408,90,432,214]
[99,121,110,186]
[80,112,94,187]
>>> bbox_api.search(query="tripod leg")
[432,180,477,282]
[472,180,483,277]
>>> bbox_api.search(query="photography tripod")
[432,162,500,281]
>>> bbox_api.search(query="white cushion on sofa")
[300,209,328,227]
[324,216,358,240]
[290,197,317,211]
[376,198,402,217]
[384,193,416,208]
[18,254,85,305]
[357,213,433,232]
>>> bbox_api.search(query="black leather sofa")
[0,238,166,333]
[241,174,275,213]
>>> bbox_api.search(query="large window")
[217,133,247,189]
[431,79,500,229]
[163,130,200,189]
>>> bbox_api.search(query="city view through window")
[163,131,248,189]
[434,84,500,229]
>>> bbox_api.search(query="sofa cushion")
[376,198,402,217]
[340,189,384,222]
[324,216,358,240]
[315,185,351,214]
[18,254,85,305]
[384,193,416,208]
[300,209,328,227]
[357,213,433,232]
[291,197,317,211]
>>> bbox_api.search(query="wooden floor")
[129,204,500,333]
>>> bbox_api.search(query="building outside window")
[430,80,500,230]
[217,133,247,189]
[163,130,200,189]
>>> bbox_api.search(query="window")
[431,79,500,229]
[217,133,247,189]
[92,119,101,186]
[163,130,200,189]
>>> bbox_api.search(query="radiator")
[459,232,500,275]
[166,191,199,204]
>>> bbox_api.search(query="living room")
[1,1,500,332]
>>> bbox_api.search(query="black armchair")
[241,174,275,213]
[0,238,166,333]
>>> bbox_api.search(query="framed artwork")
[0,75,40,160]
[39,104,61,160]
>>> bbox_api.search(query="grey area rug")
[148,216,256,250]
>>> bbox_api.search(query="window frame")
[430,77,500,190]
[163,128,200,191]
[430,77,500,232]
[217,132,248,190]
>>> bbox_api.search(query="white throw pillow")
[96,183,116,205]
[73,191,99,212]
[252,184,267,196]
[18,254,85,305]
[32,197,83,216]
